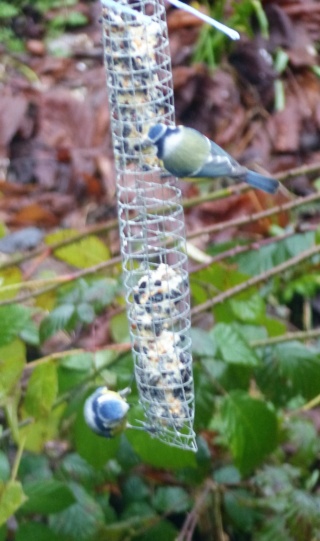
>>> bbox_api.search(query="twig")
[177,480,213,541]
[188,191,320,241]
[190,223,316,273]
[277,162,320,182]
[191,242,320,315]
[0,219,118,272]
[0,255,122,306]
[251,328,320,348]
[25,343,131,370]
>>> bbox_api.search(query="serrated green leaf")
[224,489,258,533]
[60,454,97,485]
[49,483,104,541]
[0,2,19,17]
[0,305,31,347]
[15,522,62,541]
[121,501,155,520]
[0,340,25,403]
[18,453,51,483]
[122,475,150,503]
[40,304,75,342]
[46,230,110,268]
[23,362,58,418]
[190,327,216,357]
[19,318,39,346]
[76,302,95,323]
[0,267,22,301]
[20,404,64,453]
[0,480,27,526]
[110,312,130,343]
[213,323,260,366]
[193,363,216,429]
[152,486,191,514]
[22,479,75,514]
[0,453,10,482]
[221,391,278,475]
[273,342,320,400]
[127,430,197,469]
[230,293,265,323]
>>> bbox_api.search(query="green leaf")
[230,292,265,323]
[15,522,62,541]
[0,481,27,526]
[49,483,104,541]
[22,479,75,514]
[221,391,278,475]
[138,519,178,541]
[20,404,64,453]
[23,362,58,418]
[0,340,25,403]
[0,305,31,347]
[110,312,130,343]
[152,487,191,514]
[273,342,320,400]
[40,304,75,342]
[193,363,217,429]
[190,327,216,357]
[224,489,258,533]
[0,2,19,17]
[46,230,110,268]
[0,453,10,482]
[18,453,51,483]
[76,302,95,323]
[122,475,150,503]
[127,430,197,469]
[0,267,22,301]
[60,454,97,485]
[213,323,260,366]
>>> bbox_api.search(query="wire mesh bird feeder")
[100,0,197,451]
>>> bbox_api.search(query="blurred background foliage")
[2,0,320,540]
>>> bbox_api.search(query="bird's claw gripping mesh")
[101,0,197,451]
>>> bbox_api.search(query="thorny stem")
[177,480,215,541]
[177,480,226,541]
[251,328,320,347]
[0,219,118,272]
[0,255,122,306]
[188,191,320,240]
[0,193,319,307]
[191,242,320,315]
[1,160,320,273]
[190,222,317,272]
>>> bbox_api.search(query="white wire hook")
[166,0,240,40]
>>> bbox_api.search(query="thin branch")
[277,162,320,182]
[190,223,316,273]
[25,343,131,370]
[188,191,320,241]
[0,255,122,306]
[251,328,320,348]
[0,219,118,272]
[191,242,320,315]
[177,480,213,541]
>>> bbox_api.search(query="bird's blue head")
[147,123,168,144]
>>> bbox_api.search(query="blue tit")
[84,387,129,438]
[147,124,279,194]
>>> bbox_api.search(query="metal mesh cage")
[101,0,197,451]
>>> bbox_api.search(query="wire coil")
[101,0,197,451]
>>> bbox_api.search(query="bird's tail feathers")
[246,171,279,194]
